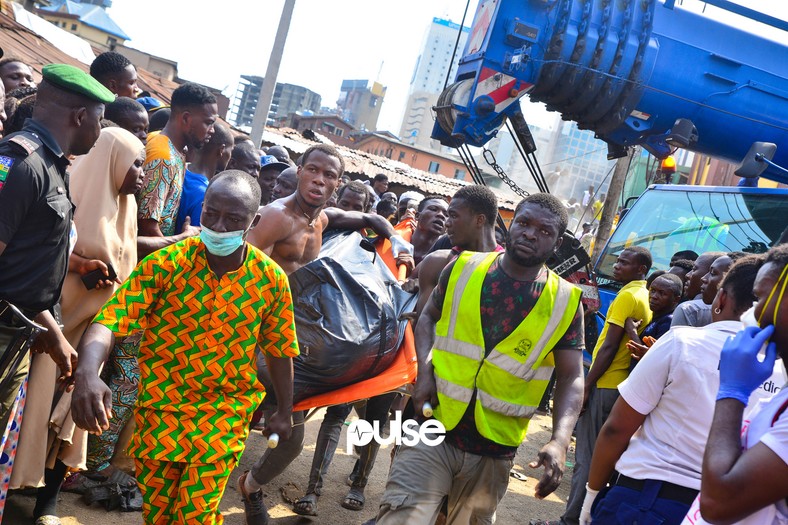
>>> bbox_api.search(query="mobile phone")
[81,262,117,290]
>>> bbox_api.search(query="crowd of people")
[0,49,785,525]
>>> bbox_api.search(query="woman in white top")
[700,243,788,525]
[581,255,764,525]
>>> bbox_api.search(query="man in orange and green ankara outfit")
[71,171,299,524]
[376,193,585,525]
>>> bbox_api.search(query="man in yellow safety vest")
[376,193,586,525]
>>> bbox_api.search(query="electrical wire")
[443,0,472,90]
[541,147,608,167]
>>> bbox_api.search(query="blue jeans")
[592,480,694,525]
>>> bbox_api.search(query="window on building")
[335,129,343,137]
[398,152,406,161]
[428,161,440,173]
[71,23,77,30]
[454,169,466,179]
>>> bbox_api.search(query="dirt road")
[6,411,573,524]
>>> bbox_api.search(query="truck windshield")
[595,188,788,285]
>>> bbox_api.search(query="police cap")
[42,64,115,104]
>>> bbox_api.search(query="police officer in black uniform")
[0,63,115,429]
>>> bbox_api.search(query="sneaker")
[237,471,269,525]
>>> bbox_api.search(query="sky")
[107,0,481,132]
[106,0,787,134]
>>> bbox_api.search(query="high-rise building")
[400,17,469,151]
[230,75,321,128]
[337,79,386,131]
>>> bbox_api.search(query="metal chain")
[482,148,530,197]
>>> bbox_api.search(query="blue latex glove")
[717,325,777,404]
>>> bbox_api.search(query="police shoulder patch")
[8,135,40,155]
[0,155,14,192]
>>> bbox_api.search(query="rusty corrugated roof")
[0,7,179,103]
[262,127,518,211]
[0,5,519,211]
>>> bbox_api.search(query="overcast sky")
[107,0,786,133]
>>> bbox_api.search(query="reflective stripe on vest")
[432,251,581,446]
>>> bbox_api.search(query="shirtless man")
[239,143,412,525]
[415,185,500,315]
[246,144,407,275]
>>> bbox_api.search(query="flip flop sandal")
[293,493,318,516]
[61,473,107,495]
[341,488,365,511]
[106,469,137,488]
[34,517,61,525]
[510,469,527,481]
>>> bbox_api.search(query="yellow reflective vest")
[432,251,581,446]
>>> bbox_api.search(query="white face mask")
[740,304,759,328]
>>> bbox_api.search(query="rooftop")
[354,132,466,164]
[0,7,178,103]
[39,0,129,40]
[262,127,518,211]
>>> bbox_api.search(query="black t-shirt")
[0,121,72,314]
[426,233,452,255]
[432,253,584,458]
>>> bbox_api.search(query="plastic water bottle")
[267,433,280,449]
[422,402,433,418]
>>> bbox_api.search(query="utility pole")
[251,0,296,148]
[592,148,635,263]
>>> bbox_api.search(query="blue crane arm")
[432,0,788,183]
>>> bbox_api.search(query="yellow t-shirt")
[592,279,651,389]
[592,200,603,220]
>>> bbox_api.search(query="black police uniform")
[0,120,72,314]
[0,119,73,422]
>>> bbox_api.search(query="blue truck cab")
[592,184,788,323]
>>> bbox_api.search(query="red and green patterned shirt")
[138,133,185,237]
[93,236,299,464]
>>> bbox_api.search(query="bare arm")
[587,398,646,490]
[71,323,115,434]
[325,208,396,239]
[247,206,291,256]
[32,310,78,380]
[412,299,441,416]
[530,348,585,498]
[137,217,199,259]
[415,252,449,318]
[700,399,788,524]
[584,323,626,403]
[263,354,295,441]
[0,240,5,258]
[624,317,643,345]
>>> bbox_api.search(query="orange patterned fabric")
[94,237,299,464]
[135,457,234,524]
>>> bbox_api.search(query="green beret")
[42,63,115,104]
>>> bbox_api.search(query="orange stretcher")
[293,322,417,412]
